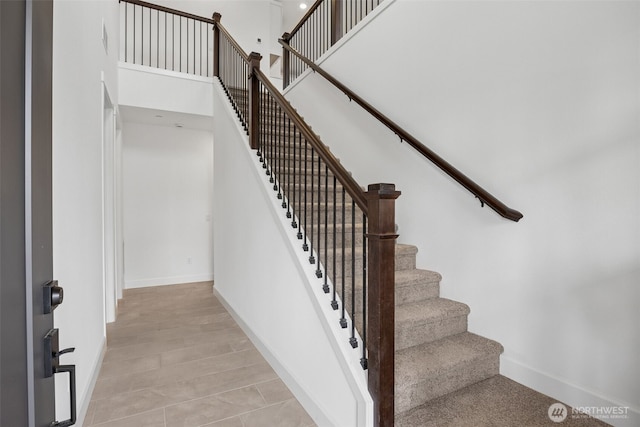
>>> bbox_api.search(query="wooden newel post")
[248,51,262,150]
[212,12,221,77]
[366,183,400,427]
[281,32,291,89]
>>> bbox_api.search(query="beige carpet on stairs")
[396,375,612,427]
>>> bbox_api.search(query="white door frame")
[102,80,118,323]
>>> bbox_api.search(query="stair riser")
[396,281,440,305]
[395,356,500,413]
[328,250,417,280]
[396,315,467,351]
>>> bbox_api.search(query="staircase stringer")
[213,79,374,427]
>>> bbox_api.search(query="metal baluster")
[296,131,303,238]
[322,165,329,291]
[125,3,128,62]
[155,9,159,67]
[315,155,322,276]
[193,18,196,74]
[172,15,175,70]
[276,105,282,197]
[361,212,368,369]
[302,138,308,250]
[284,118,291,213]
[164,12,167,69]
[133,5,136,64]
[291,127,298,228]
[141,5,143,65]
[350,200,358,348]
[339,186,347,328]
[149,7,151,66]
[331,174,338,309]
[309,148,315,264]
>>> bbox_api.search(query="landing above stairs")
[395,375,612,427]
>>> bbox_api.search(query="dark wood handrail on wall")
[213,13,398,427]
[280,41,523,222]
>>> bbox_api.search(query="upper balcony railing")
[119,0,215,77]
[282,0,383,87]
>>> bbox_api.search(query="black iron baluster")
[141,5,143,65]
[350,199,357,348]
[322,165,329,290]
[193,18,196,74]
[275,105,282,197]
[302,137,308,250]
[296,132,303,239]
[339,186,347,328]
[331,174,338,309]
[315,154,322,276]
[291,128,298,229]
[172,15,175,70]
[284,118,291,213]
[269,96,275,176]
[125,3,128,62]
[149,7,151,66]
[309,149,315,264]
[361,212,367,369]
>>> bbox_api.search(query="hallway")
[85,282,316,427]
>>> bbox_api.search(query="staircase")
[224,84,505,424]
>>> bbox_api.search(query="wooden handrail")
[212,14,250,62]
[214,19,367,213]
[214,16,395,427]
[256,67,368,214]
[280,41,524,222]
[119,0,215,24]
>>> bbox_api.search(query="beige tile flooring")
[85,282,316,427]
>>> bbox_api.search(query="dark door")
[1,0,58,426]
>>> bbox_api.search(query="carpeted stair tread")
[396,298,469,329]
[395,375,612,427]
[395,332,503,412]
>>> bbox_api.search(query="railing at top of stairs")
[119,0,215,77]
[282,0,384,87]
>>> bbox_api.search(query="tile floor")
[85,281,316,427]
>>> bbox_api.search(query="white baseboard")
[214,288,335,427]
[501,356,639,427]
[124,274,214,289]
[77,337,106,427]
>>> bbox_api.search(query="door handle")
[51,364,76,427]
[44,329,76,426]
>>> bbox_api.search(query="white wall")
[285,1,640,425]
[122,122,214,288]
[119,64,214,116]
[213,81,372,427]
[52,0,119,423]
